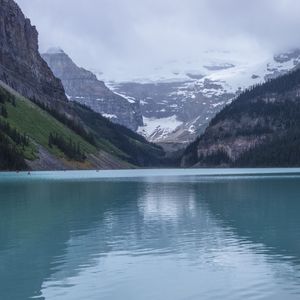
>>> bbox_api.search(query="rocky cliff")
[42,49,143,131]
[0,0,68,110]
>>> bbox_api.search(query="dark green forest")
[0,88,28,170]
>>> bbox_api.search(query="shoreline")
[1,168,300,181]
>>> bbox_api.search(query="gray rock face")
[112,80,233,148]
[0,0,68,109]
[42,49,143,131]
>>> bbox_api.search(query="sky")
[16,0,300,81]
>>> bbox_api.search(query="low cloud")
[16,0,300,81]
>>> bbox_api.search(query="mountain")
[112,50,300,149]
[42,49,143,131]
[111,80,233,151]
[181,67,300,167]
[0,0,165,170]
[0,0,67,111]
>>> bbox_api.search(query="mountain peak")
[45,47,65,55]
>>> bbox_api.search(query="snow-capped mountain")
[110,49,300,149]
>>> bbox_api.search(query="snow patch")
[102,113,117,119]
[138,115,183,141]
[212,101,225,108]
[113,91,136,104]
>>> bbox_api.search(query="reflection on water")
[1,172,300,299]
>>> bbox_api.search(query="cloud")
[16,0,300,81]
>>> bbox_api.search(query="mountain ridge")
[181,67,300,167]
[42,49,143,131]
[113,49,300,148]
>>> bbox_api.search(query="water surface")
[1,169,300,300]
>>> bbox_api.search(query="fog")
[16,0,300,81]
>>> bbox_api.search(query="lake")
[1,169,300,300]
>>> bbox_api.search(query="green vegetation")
[182,137,200,166]
[198,150,231,166]
[183,68,300,167]
[0,85,97,169]
[5,96,96,156]
[0,84,167,170]
[211,69,300,127]
[0,132,27,170]
[31,97,96,146]
[236,131,300,167]
[49,133,86,162]
[73,103,166,166]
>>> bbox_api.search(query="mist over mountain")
[16,0,300,82]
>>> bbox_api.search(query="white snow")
[138,115,183,141]
[113,91,136,104]
[104,50,299,143]
[102,113,117,119]
[212,101,225,108]
[194,54,298,96]
[188,125,196,134]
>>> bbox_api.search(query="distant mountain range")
[42,49,143,132]
[41,45,300,152]
[111,50,300,149]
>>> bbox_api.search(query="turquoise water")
[1,169,300,300]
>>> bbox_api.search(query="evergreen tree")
[1,106,8,118]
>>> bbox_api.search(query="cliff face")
[181,69,300,167]
[0,0,67,108]
[0,0,166,170]
[42,49,143,131]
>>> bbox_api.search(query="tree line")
[30,97,96,146]
[48,132,86,162]
[0,132,27,170]
[0,120,29,148]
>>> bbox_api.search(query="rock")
[42,49,143,131]
[0,0,68,110]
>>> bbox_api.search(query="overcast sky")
[16,0,300,81]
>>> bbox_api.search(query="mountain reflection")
[1,175,300,299]
[200,178,300,262]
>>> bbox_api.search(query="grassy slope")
[0,82,166,170]
[4,95,96,159]
[73,103,166,166]
[0,84,128,169]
